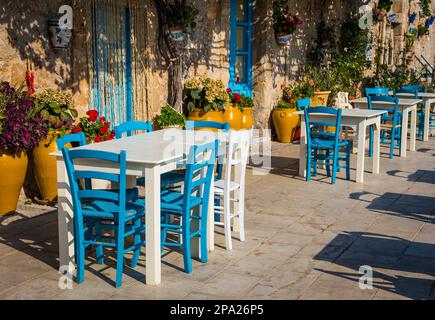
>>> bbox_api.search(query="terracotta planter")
[311,91,331,107]
[241,107,254,129]
[272,108,299,143]
[0,151,28,216]
[32,131,64,202]
[222,103,243,130]
[275,32,293,45]
[187,108,224,127]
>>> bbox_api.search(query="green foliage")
[155,104,185,128]
[166,2,199,33]
[33,89,77,131]
[422,0,432,17]
[378,0,393,12]
[365,64,422,90]
[277,79,315,109]
[183,78,228,112]
[417,24,430,38]
[276,100,293,109]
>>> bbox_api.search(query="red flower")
[86,110,99,122]
[99,116,106,122]
[100,125,109,135]
[280,83,286,89]
[93,136,102,143]
[233,93,241,103]
[71,126,82,133]
[105,135,113,141]
[226,88,232,93]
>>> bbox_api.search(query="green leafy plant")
[33,89,78,132]
[278,79,316,109]
[155,104,186,128]
[422,0,432,17]
[417,24,430,38]
[378,0,393,12]
[165,1,199,33]
[365,64,420,90]
[227,89,254,111]
[272,0,303,35]
[71,110,114,143]
[183,78,229,112]
[0,91,6,135]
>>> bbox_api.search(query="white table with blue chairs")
[296,109,386,183]
[389,91,435,142]
[351,97,423,158]
[52,128,230,286]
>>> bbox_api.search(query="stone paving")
[0,138,434,300]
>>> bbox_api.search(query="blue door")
[229,0,253,98]
[90,1,133,125]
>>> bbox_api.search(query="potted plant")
[31,89,78,202]
[165,2,199,42]
[272,0,303,45]
[223,89,243,130]
[0,82,47,215]
[231,90,255,130]
[184,77,228,123]
[155,104,186,129]
[273,80,315,143]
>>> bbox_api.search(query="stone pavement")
[0,138,434,300]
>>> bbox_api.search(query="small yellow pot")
[222,103,243,130]
[187,108,224,131]
[311,91,332,107]
[0,151,28,216]
[241,107,254,129]
[32,131,63,202]
[272,108,299,143]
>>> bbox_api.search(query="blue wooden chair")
[303,107,350,184]
[401,85,427,93]
[114,121,153,139]
[60,148,145,288]
[368,96,402,159]
[297,98,311,111]
[396,87,427,138]
[160,140,217,273]
[365,87,389,97]
[114,121,184,188]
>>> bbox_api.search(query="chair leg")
[306,147,311,182]
[368,126,373,157]
[325,150,331,177]
[115,225,125,288]
[389,128,395,159]
[200,207,208,264]
[223,192,232,251]
[346,143,351,181]
[331,149,338,184]
[130,216,142,268]
[238,192,246,242]
[182,221,192,273]
[313,149,318,177]
[95,220,104,265]
[160,214,168,253]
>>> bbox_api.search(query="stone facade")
[0,0,434,128]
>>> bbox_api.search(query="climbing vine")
[422,0,432,17]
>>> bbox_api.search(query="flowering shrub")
[278,79,316,109]
[71,110,114,143]
[184,77,229,112]
[272,0,303,35]
[33,88,78,131]
[0,82,48,156]
[227,88,254,111]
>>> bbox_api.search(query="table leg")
[299,120,307,177]
[400,109,409,157]
[372,119,381,175]
[356,121,366,183]
[145,165,161,286]
[423,100,431,142]
[56,157,75,274]
[410,106,417,152]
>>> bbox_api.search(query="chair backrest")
[61,148,128,224]
[222,130,250,195]
[56,132,86,151]
[365,87,389,97]
[336,92,353,109]
[394,88,418,99]
[183,141,218,216]
[297,98,311,111]
[402,85,427,93]
[303,107,342,148]
[367,95,400,122]
[114,121,153,139]
[185,120,230,132]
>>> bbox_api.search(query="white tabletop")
[295,109,386,118]
[51,128,236,164]
[351,97,423,106]
[390,91,435,99]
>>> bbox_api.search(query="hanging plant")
[272,0,303,45]
[422,0,432,17]
[377,0,393,13]
[165,1,199,42]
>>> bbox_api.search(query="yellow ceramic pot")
[32,131,63,202]
[241,107,254,129]
[222,103,243,130]
[0,151,28,216]
[311,91,331,107]
[187,108,224,131]
[272,108,299,143]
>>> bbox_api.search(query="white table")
[351,98,422,157]
[390,92,435,141]
[297,109,386,183]
[52,128,230,286]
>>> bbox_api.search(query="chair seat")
[214,179,240,193]
[82,199,145,220]
[311,138,349,149]
[160,190,203,213]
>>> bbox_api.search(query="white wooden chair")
[337,92,357,153]
[214,130,251,250]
